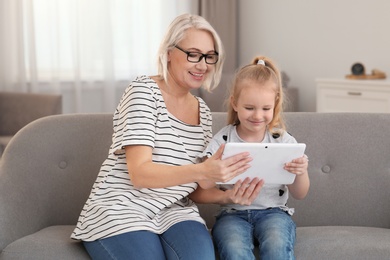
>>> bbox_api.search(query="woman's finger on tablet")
[210,143,225,160]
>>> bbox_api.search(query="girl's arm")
[125,144,253,189]
[189,177,264,206]
[286,155,310,199]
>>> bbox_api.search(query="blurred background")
[1,0,389,113]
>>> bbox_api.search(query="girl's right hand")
[202,144,252,183]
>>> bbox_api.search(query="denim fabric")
[212,208,296,260]
[83,220,215,260]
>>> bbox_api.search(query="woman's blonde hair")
[157,13,225,92]
[226,56,286,135]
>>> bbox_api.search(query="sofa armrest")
[0,114,112,251]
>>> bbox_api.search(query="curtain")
[197,0,238,111]
[0,0,194,113]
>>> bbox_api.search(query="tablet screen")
[219,143,306,184]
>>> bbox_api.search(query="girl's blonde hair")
[226,56,286,135]
[157,13,225,92]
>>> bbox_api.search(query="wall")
[238,0,390,112]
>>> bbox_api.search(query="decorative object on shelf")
[351,63,365,75]
[346,62,386,79]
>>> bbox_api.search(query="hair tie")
[257,59,265,66]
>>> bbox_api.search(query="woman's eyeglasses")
[175,46,219,65]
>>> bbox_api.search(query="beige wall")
[238,0,390,112]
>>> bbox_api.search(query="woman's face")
[168,28,216,91]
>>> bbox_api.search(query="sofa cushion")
[295,226,390,260]
[4,224,387,260]
[1,226,89,260]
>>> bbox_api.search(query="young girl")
[190,56,310,260]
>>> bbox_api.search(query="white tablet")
[219,143,306,185]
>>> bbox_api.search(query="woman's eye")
[188,53,200,58]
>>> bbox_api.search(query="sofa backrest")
[207,112,390,229]
[284,112,390,228]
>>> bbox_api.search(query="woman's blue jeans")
[212,208,296,260]
[83,220,215,260]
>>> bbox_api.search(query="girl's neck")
[236,124,267,143]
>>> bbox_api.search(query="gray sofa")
[0,92,62,157]
[1,112,390,259]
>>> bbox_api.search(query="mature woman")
[71,13,253,260]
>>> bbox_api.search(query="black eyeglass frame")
[174,45,219,65]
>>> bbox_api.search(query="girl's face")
[168,28,215,91]
[232,80,277,142]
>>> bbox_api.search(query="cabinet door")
[317,87,390,112]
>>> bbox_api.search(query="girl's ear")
[230,96,238,111]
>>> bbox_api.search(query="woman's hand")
[190,177,263,206]
[201,144,253,183]
[223,177,264,205]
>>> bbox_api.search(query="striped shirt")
[71,75,212,241]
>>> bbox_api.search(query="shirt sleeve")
[281,130,298,144]
[112,78,158,155]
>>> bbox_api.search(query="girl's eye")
[245,107,254,110]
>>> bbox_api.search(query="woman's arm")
[125,144,253,189]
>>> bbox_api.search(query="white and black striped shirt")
[71,75,212,241]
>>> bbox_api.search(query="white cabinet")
[316,78,390,113]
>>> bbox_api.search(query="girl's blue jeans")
[212,208,296,260]
[83,220,215,260]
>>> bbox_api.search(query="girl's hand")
[284,154,309,176]
[224,177,264,205]
[202,144,252,183]
[286,154,310,200]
